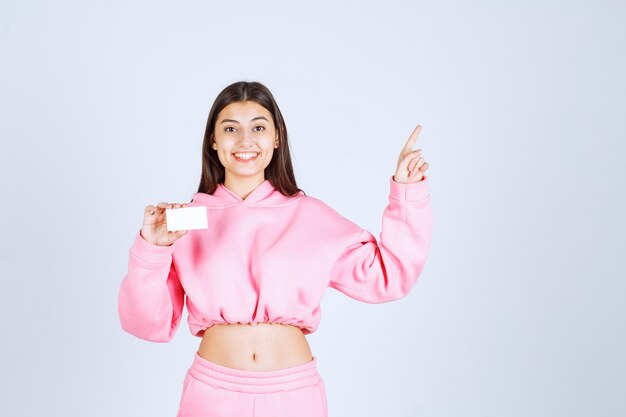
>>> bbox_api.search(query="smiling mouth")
[233,152,260,162]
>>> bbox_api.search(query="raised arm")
[117,202,188,342]
[328,124,432,302]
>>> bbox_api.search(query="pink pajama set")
[118,175,433,416]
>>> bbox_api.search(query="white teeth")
[234,152,259,160]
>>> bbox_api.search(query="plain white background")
[1,1,624,416]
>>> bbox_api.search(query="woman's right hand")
[140,202,188,246]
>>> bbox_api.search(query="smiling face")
[212,100,279,187]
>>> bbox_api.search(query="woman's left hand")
[393,124,430,183]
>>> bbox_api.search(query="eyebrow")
[219,116,269,124]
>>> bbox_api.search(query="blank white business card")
[165,206,208,231]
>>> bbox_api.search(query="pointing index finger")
[404,124,422,151]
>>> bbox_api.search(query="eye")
[224,126,236,133]
[253,125,265,132]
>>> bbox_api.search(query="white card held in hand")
[165,206,208,231]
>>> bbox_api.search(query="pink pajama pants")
[176,351,328,417]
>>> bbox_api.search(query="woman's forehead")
[218,101,273,122]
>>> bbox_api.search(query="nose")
[240,130,254,146]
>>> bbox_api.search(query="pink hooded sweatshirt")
[118,175,432,342]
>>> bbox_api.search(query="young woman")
[118,81,432,417]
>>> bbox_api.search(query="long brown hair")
[197,81,305,197]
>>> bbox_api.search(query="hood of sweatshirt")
[191,179,305,208]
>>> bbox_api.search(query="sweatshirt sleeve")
[328,175,432,303]
[117,230,185,342]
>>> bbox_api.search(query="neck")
[223,175,266,200]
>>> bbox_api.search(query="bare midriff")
[197,322,313,371]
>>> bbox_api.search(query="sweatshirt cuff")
[130,229,175,264]
[389,175,430,202]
